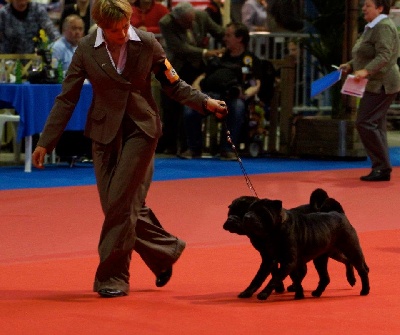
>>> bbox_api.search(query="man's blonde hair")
[91,0,132,28]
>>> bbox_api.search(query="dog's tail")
[319,197,345,214]
[309,188,329,211]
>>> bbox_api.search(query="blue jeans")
[183,95,246,153]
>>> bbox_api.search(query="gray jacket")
[349,17,400,94]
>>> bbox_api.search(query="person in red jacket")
[130,0,169,34]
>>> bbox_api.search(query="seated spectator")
[52,14,84,72]
[59,0,90,35]
[181,21,261,160]
[0,0,60,53]
[205,0,223,26]
[130,0,169,34]
[241,0,267,32]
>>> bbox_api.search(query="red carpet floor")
[0,168,399,334]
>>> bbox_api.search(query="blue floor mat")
[1,147,400,191]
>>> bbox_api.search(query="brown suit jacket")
[38,27,208,152]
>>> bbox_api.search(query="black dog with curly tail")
[223,189,358,299]
[242,197,369,300]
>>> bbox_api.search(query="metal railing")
[248,32,330,115]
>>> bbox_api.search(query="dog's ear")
[269,200,285,226]
[256,199,283,227]
[320,197,345,214]
[309,188,329,211]
[228,196,258,217]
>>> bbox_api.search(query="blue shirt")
[51,36,77,72]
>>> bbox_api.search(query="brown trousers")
[92,116,185,294]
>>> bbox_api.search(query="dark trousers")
[157,63,204,154]
[356,89,397,171]
[157,92,187,154]
[92,116,185,294]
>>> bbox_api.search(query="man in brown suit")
[32,0,227,298]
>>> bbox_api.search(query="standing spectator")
[130,0,169,34]
[241,0,267,32]
[52,14,84,72]
[230,0,245,23]
[32,0,227,298]
[266,0,304,32]
[340,0,400,181]
[158,2,225,155]
[59,0,90,35]
[182,21,261,160]
[205,0,223,26]
[0,0,60,54]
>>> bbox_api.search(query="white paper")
[341,75,368,98]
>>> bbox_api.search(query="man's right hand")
[32,146,47,169]
[206,98,228,119]
[204,48,225,58]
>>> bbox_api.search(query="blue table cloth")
[0,82,93,141]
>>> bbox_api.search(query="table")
[0,83,92,172]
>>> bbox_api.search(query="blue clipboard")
[311,70,342,98]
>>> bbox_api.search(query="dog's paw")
[256,291,271,300]
[360,288,370,296]
[238,290,254,298]
[286,284,295,292]
[274,282,285,294]
[294,292,305,300]
[311,289,322,297]
[346,274,356,287]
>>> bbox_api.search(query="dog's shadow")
[174,287,363,305]
[376,247,400,254]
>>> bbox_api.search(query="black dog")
[223,189,356,298]
[292,195,357,288]
[243,198,370,300]
[223,195,284,297]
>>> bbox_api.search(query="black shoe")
[156,267,173,287]
[360,170,391,181]
[98,288,127,298]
